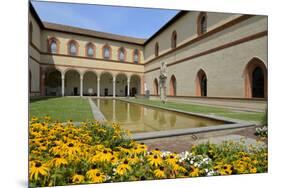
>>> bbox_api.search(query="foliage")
[29,116,268,187]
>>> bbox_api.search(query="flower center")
[96,173,100,177]
[154,155,158,159]
[103,150,108,154]
[35,162,42,168]
[160,166,164,171]
[68,143,74,147]
[55,154,61,158]
[124,160,129,164]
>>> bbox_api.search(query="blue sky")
[31,1,179,39]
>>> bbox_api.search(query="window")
[171,30,177,49]
[86,43,94,57]
[197,12,207,35]
[48,37,59,54]
[103,45,111,59]
[155,42,159,57]
[133,49,139,64]
[29,22,33,44]
[50,41,57,54]
[118,47,125,62]
[68,40,78,56]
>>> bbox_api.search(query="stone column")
[140,75,144,95]
[127,77,130,97]
[113,76,116,98]
[61,74,65,97]
[80,74,83,97]
[113,99,116,121]
[97,75,100,97]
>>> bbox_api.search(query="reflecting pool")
[93,99,226,133]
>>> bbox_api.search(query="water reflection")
[93,99,225,133]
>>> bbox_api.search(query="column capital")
[80,75,83,80]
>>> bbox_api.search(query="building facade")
[29,3,268,99]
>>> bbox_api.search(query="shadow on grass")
[29,96,61,103]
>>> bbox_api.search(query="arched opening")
[45,68,62,96]
[196,69,207,97]
[116,73,127,97]
[85,42,95,57]
[169,75,177,96]
[83,71,97,96]
[102,44,111,60]
[68,40,79,56]
[47,37,60,54]
[130,75,141,97]
[197,12,207,35]
[65,70,80,96]
[133,49,139,64]
[100,72,113,96]
[171,30,177,49]
[118,47,126,62]
[244,58,267,98]
[153,78,159,95]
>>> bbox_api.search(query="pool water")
[93,99,226,133]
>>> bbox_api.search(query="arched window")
[197,12,207,35]
[171,30,177,49]
[47,37,59,54]
[103,45,111,59]
[118,47,126,62]
[244,57,267,98]
[68,40,78,56]
[169,75,177,96]
[155,42,159,57]
[153,78,159,95]
[85,43,94,57]
[133,49,139,64]
[196,69,207,97]
[29,22,33,44]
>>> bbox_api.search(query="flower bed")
[29,117,268,187]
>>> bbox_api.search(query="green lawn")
[29,97,94,122]
[121,98,265,123]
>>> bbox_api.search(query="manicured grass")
[122,98,265,123]
[29,97,94,122]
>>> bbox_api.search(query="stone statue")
[159,62,167,103]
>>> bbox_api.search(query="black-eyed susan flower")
[29,161,49,181]
[189,166,200,177]
[71,174,85,184]
[48,154,68,168]
[154,166,165,178]
[86,168,106,183]
[147,154,163,167]
[115,160,132,176]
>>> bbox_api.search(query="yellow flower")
[250,167,257,173]
[29,161,49,180]
[72,174,85,184]
[147,154,163,167]
[48,154,68,167]
[128,155,140,165]
[166,154,178,166]
[99,149,113,162]
[116,160,132,176]
[86,168,106,183]
[189,166,200,177]
[154,166,165,178]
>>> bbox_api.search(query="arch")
[155,42,159,57]
[244,57,267,98]
[47,37,60,54]
[169,75,177,96]
[133,49,140,64]
[85,42,95,57]
[83,71,98,96]
[153,78,159,95]
[64,69,81,96]
[171,30,177,49]
[197,12,207,35]
[102,44,112,60]
[67,39,79,56]
[130,74,141,96]
[196,69,207,97]
[44,67,62,96]
[100,71,113,96]
[118,47,126,62]
[116,73,128,96]
[29,22,33,44]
